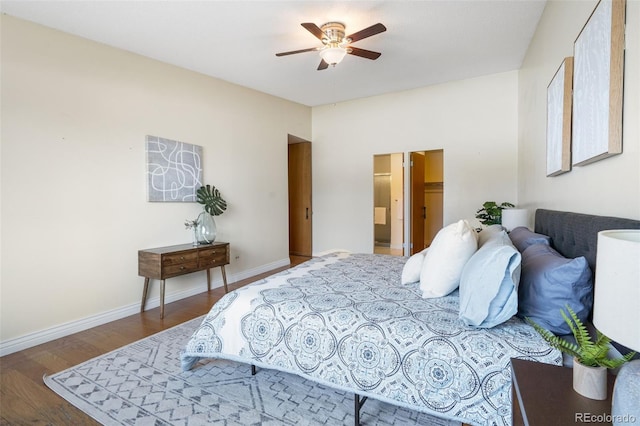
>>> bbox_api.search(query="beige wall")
[518,0,640,220]
[311,71,520,254]
[0,15,311,351]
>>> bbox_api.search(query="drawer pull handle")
[180,266,186,270]
[180,256,185,260]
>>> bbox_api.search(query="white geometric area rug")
[44,317,459,426]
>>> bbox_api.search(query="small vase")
[196,210,217,244]
[191,228,199,246]
[573,358,607,400]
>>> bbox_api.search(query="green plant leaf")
[562,307,591,349]
[525,317,582,359]
[196,184,227,216]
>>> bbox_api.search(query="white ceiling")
[1,0,547,107]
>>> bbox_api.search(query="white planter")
[573,358,607,400]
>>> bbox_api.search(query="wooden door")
[424,187,443,246]
[410,152,426,254]
[288,141,312,256]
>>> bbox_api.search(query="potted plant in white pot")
[527,306,636,400]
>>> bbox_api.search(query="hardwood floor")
[0,257,309,425]
[373,246,404,256]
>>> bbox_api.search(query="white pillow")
[420,220,478,298]
[401,248,429,284]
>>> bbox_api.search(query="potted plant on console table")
[527,306,636,400]
[185,184,227,245]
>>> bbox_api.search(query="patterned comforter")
[181,252,562,425]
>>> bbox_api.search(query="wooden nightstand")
[511,358,615,425]
[138,242,230,318]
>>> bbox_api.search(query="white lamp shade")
[501,208,529,231]
[593,230,640,352]
[320,47,347,65]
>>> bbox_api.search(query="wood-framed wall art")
[571,0,626,167]
[546,57,573,177]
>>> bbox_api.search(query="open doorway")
[410,149,444,254]
[373,153,404,256]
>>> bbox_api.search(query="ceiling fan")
[276,22,387,70]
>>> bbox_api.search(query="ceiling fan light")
[320,47,347,65]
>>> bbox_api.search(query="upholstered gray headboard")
[534,209,640,274]
[534,209,640,356]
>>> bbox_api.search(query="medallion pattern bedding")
[181,252,562,425]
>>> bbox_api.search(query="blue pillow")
[459,231,521,328]
[509,227,551,252]
[516,243,593,335]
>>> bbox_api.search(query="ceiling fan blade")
[347,23,386,43]
[301,22,325,40]
[317,59,329,70]
[348,47,382,60]
[275,47,319,57]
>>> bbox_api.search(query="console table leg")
[160,279,166,319]
[221,265,228,293]
[140,277,150,312]
[206,268,211,292]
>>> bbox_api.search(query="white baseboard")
[0,258,290,357]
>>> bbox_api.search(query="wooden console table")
[138,242,230,318]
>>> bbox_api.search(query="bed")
[181,209,640,425]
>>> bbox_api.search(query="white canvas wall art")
[571,0,625,166]
[146,135,203,202]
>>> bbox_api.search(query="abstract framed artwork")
[546,57,573,177]
[571,0,625,167]
[146,135,203,202]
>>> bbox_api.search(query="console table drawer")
[199,249,228,267]
[162,261,199,277]
[163,251,198,266]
